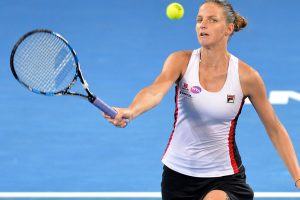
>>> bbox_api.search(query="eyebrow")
[197,15,219,18]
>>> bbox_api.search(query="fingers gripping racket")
[10,29,117,118]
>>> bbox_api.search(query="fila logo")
[227,95,235,103]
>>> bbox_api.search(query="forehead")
[198,3,224,17]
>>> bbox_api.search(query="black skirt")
[161,165,254,200]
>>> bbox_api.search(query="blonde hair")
[203,0,247,34]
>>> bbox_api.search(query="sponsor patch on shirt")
[190,86,202,94]
[179,83,202,98]
[227,95,235,103]
[182,82,189,90]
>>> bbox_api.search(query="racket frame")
[10,29,96,103]
[10,29,119,119]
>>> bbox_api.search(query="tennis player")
[104,0,300,199]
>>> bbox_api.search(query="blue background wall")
[0,0,299,193]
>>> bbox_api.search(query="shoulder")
[163,50,193,79]
[238,59,264,97]
[166,50,192,63]
[238,59,260,81]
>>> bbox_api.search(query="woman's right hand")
[103,107,133,128]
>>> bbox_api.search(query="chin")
[199,42,213,49]
[199,40,222,49]
[198,39,211,47]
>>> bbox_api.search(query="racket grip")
[92,97,117,119]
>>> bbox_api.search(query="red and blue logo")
[190,86,201,94]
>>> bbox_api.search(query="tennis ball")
[166,3,184,20]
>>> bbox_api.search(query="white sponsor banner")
[245,90,300,105]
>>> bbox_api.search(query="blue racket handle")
[92,96,117,119]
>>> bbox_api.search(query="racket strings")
[13,32,77,93]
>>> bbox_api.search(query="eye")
[209,18,218,23]
[196,17,203,23]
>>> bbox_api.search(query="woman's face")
[196,3,233,48]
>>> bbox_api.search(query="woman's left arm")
[240,63,300,189]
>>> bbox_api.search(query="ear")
[225,23,234,36]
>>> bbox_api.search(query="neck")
[200,46,229,69]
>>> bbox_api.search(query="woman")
[104,0,300,199]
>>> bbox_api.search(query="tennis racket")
[10,29,118,119]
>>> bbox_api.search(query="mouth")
[200,32,209,37]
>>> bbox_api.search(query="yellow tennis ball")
[166,3,184,20]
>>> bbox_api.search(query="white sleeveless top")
[162,48,246,177]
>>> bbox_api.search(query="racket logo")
[190,86,201,94]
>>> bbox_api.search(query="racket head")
[10,29,80,96]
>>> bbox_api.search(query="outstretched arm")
[240,62,300,189]
[105,51,190,127]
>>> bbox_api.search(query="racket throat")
[88,95,96,103]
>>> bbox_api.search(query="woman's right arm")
[105,51,191,127]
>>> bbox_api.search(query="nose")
[200,20,208,29]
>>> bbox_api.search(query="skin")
[104,2,300,195]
